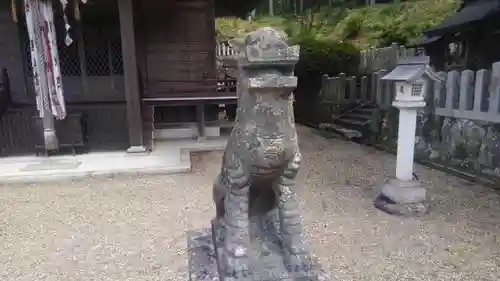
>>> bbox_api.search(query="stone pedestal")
[374,179,429,217]
[188,213,327,281]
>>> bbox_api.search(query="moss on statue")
[453,140,469,161]
[368,108,382,143]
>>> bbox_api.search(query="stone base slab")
[374,178,429,217]
[187,216,329,281]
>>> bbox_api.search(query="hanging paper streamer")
[11,0,18,23]
[24,0,67,120]
[58,0,72,46]
[24,0,44,117]
[59,0,87,46]
[43,0,67,120]
[74,0,80,20]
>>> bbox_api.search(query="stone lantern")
[374,56,443,217]
[384,56,441,106]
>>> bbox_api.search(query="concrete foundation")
[374,178,429,217]
[0,137,227,184]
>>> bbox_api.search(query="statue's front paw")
[288,240,308,255]
[285,253,314,274]
[222,255,251,281]
[283,236,308,255]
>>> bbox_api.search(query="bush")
[291,37,360,124]
[292,37,359,87]
[338,13,363,40]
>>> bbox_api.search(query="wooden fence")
[319,60,500,185]
[433,63,500,123]
[359,43,421,74]
[216,41,238,58]
[320,69,394,109]
[321,61,500,121]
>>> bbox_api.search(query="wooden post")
[118,0,146,154]
[196,102,206,140]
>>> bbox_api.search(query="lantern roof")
[382,56,444,83]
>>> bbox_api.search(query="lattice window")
[411,84,423,97]
[82,23,123,76]
[20,0,123,78]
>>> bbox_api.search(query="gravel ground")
[0,126,499,281]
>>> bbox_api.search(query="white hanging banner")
[24,0,45,117]
[42,0,66,120]
[24,0,67,120]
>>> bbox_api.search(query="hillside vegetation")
[216,0,460,48]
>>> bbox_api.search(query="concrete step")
[342,113,372,121]
[356,107,377,113]
[318,123,362,140]
[0,137,228,184]
[336,118,370,127]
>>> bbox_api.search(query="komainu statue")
[210,27,318,281]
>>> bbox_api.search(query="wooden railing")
[359,43,420,74]
[321,60,500,122]
[0,68,12,117]
[433,62,500,122]
[216,41,237,58]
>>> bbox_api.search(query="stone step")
[356,107,378,113]
[336,117,370,127]
[318,123,362,139]
[342,113,372,121]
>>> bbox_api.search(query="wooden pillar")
[196,102,206,139]
[118,0,146,154]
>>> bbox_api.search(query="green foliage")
[290,36,359,124]
[293,37,360,80]
[338,13,363,40]
[282,5,348,41]
[215,16,286,41]
[215,0,460,48]
[337,0,459,48]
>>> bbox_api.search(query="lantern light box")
[382,56,443,107]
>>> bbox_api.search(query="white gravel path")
[1,126,499,281]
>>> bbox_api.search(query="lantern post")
[374,56,443,217]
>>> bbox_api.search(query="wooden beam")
[118,0,147,153]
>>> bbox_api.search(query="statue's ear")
[275,29,288,41]
[228,37,246,55]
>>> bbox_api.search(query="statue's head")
[228,27,299,65]
[228,28,299,105]
[243,27,288,52]
[228,28,286,55]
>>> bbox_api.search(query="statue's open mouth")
[248,76,297,91]
[252,166,280,175]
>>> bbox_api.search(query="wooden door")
[137,0,217,98]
